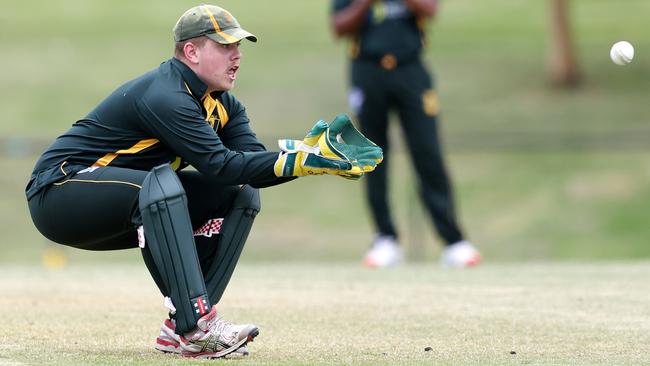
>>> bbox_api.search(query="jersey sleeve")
[135,88,278,186]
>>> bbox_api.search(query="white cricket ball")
[610,41,634,66]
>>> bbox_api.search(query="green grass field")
[1,1,650,364]
[1,262,649,365]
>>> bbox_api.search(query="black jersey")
[27,58,281,199]
[332,0,426,63]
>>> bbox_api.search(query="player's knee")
[233,185,261,215]
[139,164,186,208]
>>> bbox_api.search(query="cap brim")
[206,27,257,44]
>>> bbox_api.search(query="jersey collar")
[170,57,224,101]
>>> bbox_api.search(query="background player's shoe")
[440,240,481,268]
[363,235,403,268]
[179,306,258,359]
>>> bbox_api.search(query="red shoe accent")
[156,337,178,348]
[465,255,481,267]
[163,319,175,329]
[364,257,379,269]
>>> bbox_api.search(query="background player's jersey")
[332,0,426,63]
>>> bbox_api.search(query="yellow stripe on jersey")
[170,156,182,171]
[202,94,230,129]
[202,94,218,127]
[215,99,229,128]
[91,138,160,167]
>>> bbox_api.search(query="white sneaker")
[180,306,258,359]
[154,318,181,353]
[440,240,481,268]
[154,317,249,357]
[363,235,403,268]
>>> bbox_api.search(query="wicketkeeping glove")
[317,114,383,179]
[277,115,383,180]
[274,120,353,177]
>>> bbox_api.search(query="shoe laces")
[207,316,239,342]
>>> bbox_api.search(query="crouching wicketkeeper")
[25,4,382,360]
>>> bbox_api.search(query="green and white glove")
[318,114,383,179]
[274,121,353,177]
[277,115,383,180]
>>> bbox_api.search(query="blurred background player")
[330,0,480,268]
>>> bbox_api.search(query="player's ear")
[183,41,200,64]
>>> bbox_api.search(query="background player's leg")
[351,61,403,268]
[352,61,397,239]
[394,62,464,245]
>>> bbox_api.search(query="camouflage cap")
[173,4,257,44]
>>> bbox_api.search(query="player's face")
[196,39,241,92]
